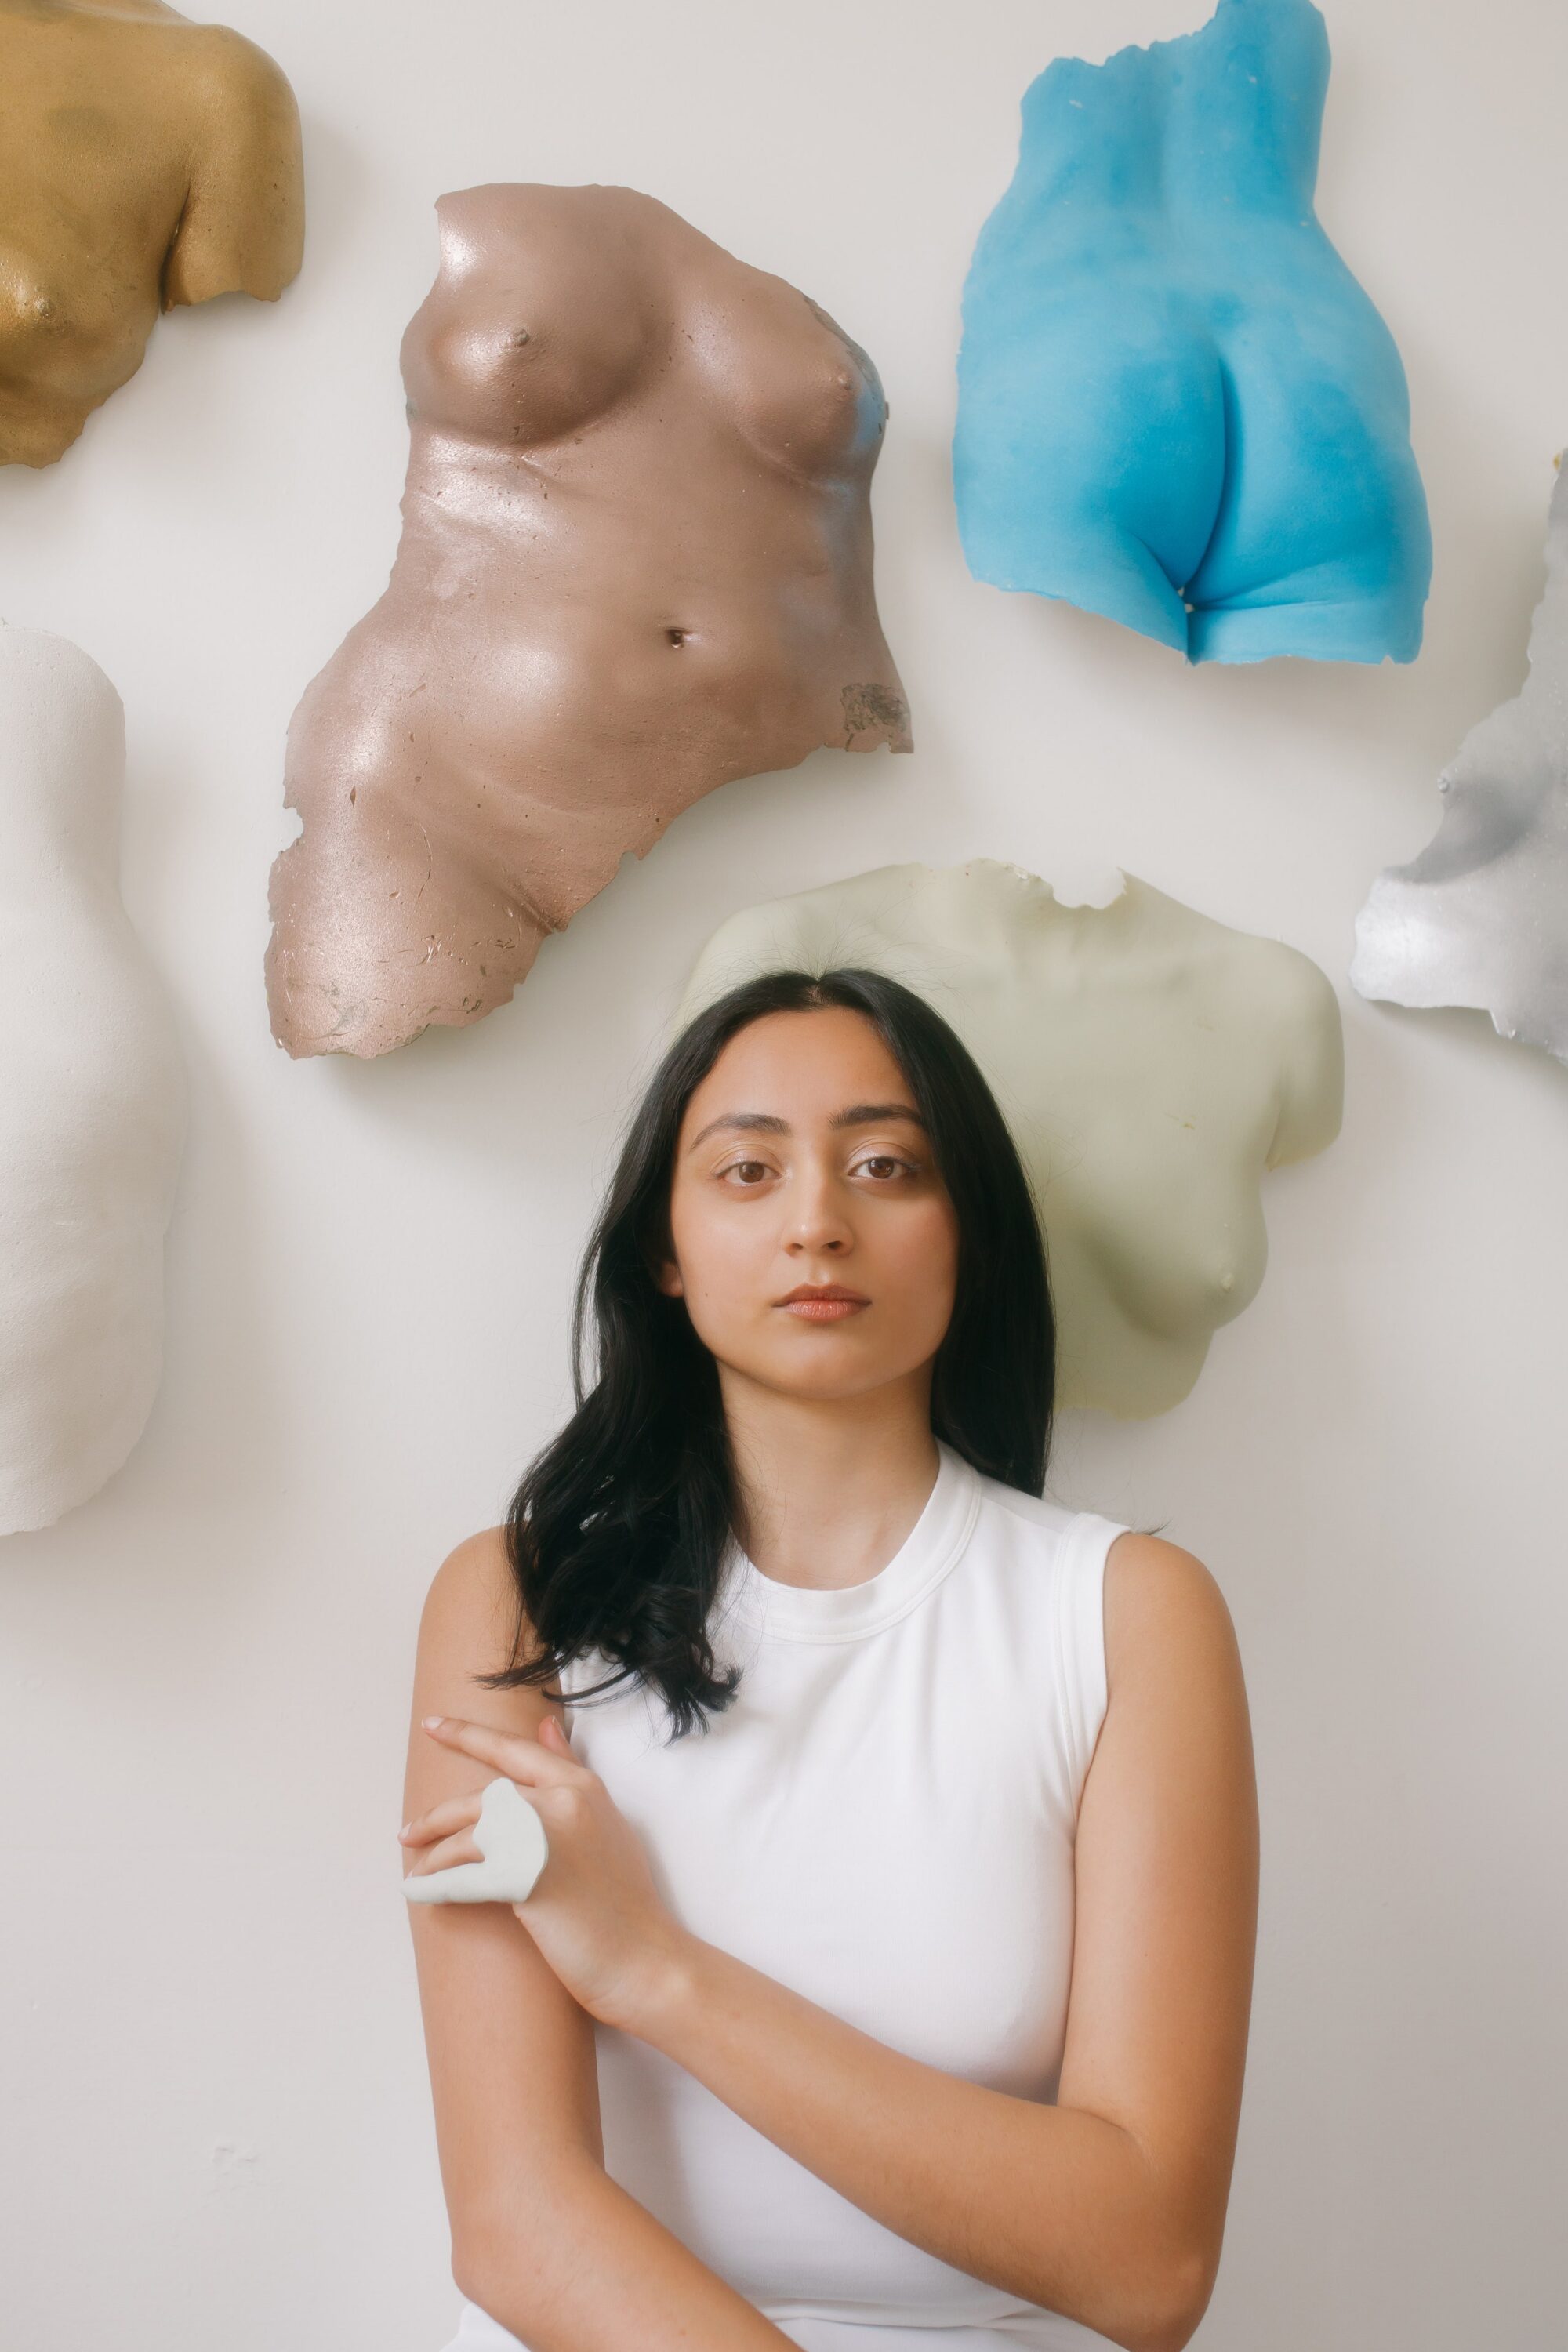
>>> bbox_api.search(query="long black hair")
[477,967,1055,1738]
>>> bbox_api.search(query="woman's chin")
[720,1347,927,1408]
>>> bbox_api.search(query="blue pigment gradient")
[953,0,1432,665]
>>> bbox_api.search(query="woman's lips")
[776,1288,869,1321]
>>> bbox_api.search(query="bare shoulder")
[421,1523,521,1649]
[408,1527,561,1802]
[1101,1528,1247,1707]
[401,1530,603,2259]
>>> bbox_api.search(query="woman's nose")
[784,1168,853,1252]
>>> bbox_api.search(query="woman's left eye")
[855,1154,910,1181]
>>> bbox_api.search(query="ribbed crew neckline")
[721,1440,983,1644]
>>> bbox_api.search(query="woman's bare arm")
[616,1533,1260,2352]
[1056,1532,1260,2338]
[404,1530,795,2350]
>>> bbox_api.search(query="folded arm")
[405,1532,795,2350]
[618,1533,1260,2352]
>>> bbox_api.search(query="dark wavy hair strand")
[476,967,1055,1739]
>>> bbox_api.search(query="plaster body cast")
[679,859,1343,1416]
[0,628,185,1536]
[953,0,1431,665]
[0,0,303,468]
[266,183,911,1060]
[1352,459,1568,1064]
[403,1777,549,1907]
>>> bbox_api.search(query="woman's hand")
[398,1712,694,2036]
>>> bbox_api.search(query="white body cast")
[0,626,185,1535]
[403,1776,550,1906]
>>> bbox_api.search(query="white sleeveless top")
[442,1441,1129,2352]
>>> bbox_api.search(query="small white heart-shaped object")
[403,1776,549,1906]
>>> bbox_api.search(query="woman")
[400,968,1259,2352]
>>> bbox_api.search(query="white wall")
[2,2,1564,2343]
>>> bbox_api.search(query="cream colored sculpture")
[0,0,304,469]
[403,1777,549,1907]
[0,629,186,1535]
[266,183,910,1061]
[678,860,1343,1417]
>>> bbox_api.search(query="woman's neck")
[718,1368,941,1592]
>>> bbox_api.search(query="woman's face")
[656,1005,960,1404]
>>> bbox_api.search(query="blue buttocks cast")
[953,0,1432,666]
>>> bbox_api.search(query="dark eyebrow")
[685,1110,789,1152]
[684,1102,926,1152]
[829,1102,927,1132]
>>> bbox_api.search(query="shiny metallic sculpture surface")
[1352,460,1568,1065]
[0,0,303,468]
[266,183,912,1060]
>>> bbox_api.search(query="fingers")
[419,1714,584,1789]
[398,1789,481,1849]
[404,1826,482,1878]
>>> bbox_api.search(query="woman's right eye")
[720,1160,772,1186]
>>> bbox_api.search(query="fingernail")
[397,1823,411,1839]
[422,1715,444,1731]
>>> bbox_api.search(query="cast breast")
[401,185,658,449]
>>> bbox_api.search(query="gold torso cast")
[0,0,303,467]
